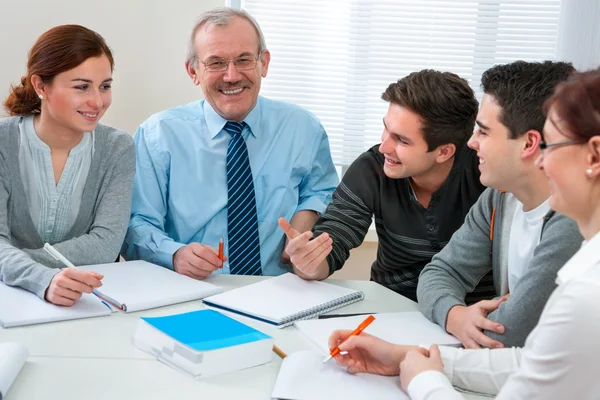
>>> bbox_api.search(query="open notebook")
[272,350,408,400]
[0,342,28,399]
[78,260,222,312]
[203,273,364,328]
[294,312,460,353]
[0,260,222,328]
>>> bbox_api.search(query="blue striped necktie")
[224,121,262,276]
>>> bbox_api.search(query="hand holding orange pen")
[323,315,375,363]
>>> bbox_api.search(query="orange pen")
[218,237,225,265]
[323,315,376,363]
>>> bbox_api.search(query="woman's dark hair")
[4,24,114,116]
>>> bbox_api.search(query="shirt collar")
[203,97,262,139]
[556,230,600,285]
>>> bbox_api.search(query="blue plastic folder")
[141,309,271,351]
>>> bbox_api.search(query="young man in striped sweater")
[279,69,492,303]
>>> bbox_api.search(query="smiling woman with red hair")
[327,68,600,399]
[0,25,135,307]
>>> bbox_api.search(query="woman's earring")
[38,94,43,100]
[587,169,593,176]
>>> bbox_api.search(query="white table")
[1,276,486,400]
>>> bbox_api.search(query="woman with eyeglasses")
[0,25,135,306]
[327,68,600,399]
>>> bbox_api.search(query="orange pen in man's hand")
[218,237,225,266]
[323,315,376,363]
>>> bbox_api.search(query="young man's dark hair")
[382,70,479,151]
[481,61,575,139]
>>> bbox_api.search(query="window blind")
[240,0,561,166]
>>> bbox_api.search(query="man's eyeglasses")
[199,55,260,72]
[539,139,581,152]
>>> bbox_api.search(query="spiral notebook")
[202,273,364,328]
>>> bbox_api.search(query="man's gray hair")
[186,7,267,69]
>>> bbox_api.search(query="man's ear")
[185,61,201,86]
[259,49,271,78]
[586,136,600,178]
[435,143,456,163]
[521,129,542,160]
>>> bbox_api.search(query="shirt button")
[427,225,435,232]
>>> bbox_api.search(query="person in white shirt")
[327,68,600,399]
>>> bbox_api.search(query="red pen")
[323,315,376,363]
[218,237,225,265]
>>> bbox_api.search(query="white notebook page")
[203,273,362,323]
[0,281,110,328]
[295,312,460,354]
[79,260,223,312]
[0,342,28,399]
[272,350,408,400]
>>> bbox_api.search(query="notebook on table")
[78,260,223,312]
[294,312,460,354]
[0,342,29,399]
[0,260,223,328]
[272,350,409,400]
[0,281,111,328]
[202,273,364,328]
[134,309,274,379]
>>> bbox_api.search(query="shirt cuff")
[433,295,464,331]
[439,346,460,383]
[407,370,457,400]
[418,345,458,384]
[296,196,327,215]
[34,267,62,300]
[156,240,186,270]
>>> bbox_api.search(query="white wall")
[557,0,600,70]
[0,0,223,135]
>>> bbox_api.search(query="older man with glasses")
[122,7,338,280]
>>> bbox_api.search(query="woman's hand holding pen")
[45,268,103,306]
[328,330,427,376]
[173,243,224,280]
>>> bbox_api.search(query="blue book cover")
[141,309,272,351]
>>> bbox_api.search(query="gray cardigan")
[0,117,135,299]
[417,188,582,347]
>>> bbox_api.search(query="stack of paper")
[0,260,223,328]
[294,312,460,353]
[0,342,28,399]
[0,281,111,328]
[79,260,223,312]
[134,309,274,379]
[272,350,409,400]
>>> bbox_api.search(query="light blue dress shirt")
[123,96,338,275]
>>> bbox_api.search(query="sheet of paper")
[203,273,362,323]
[295,312,460,353]
[0,342,28,398]
[0,281,111,328]
[272,350,408,400]
[79,260,223,312]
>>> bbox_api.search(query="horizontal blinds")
[242,0,561,165]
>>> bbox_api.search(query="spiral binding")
[277,292,365,328]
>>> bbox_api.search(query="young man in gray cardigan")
[417,61,582,349]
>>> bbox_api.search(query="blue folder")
[141,309,272,351]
